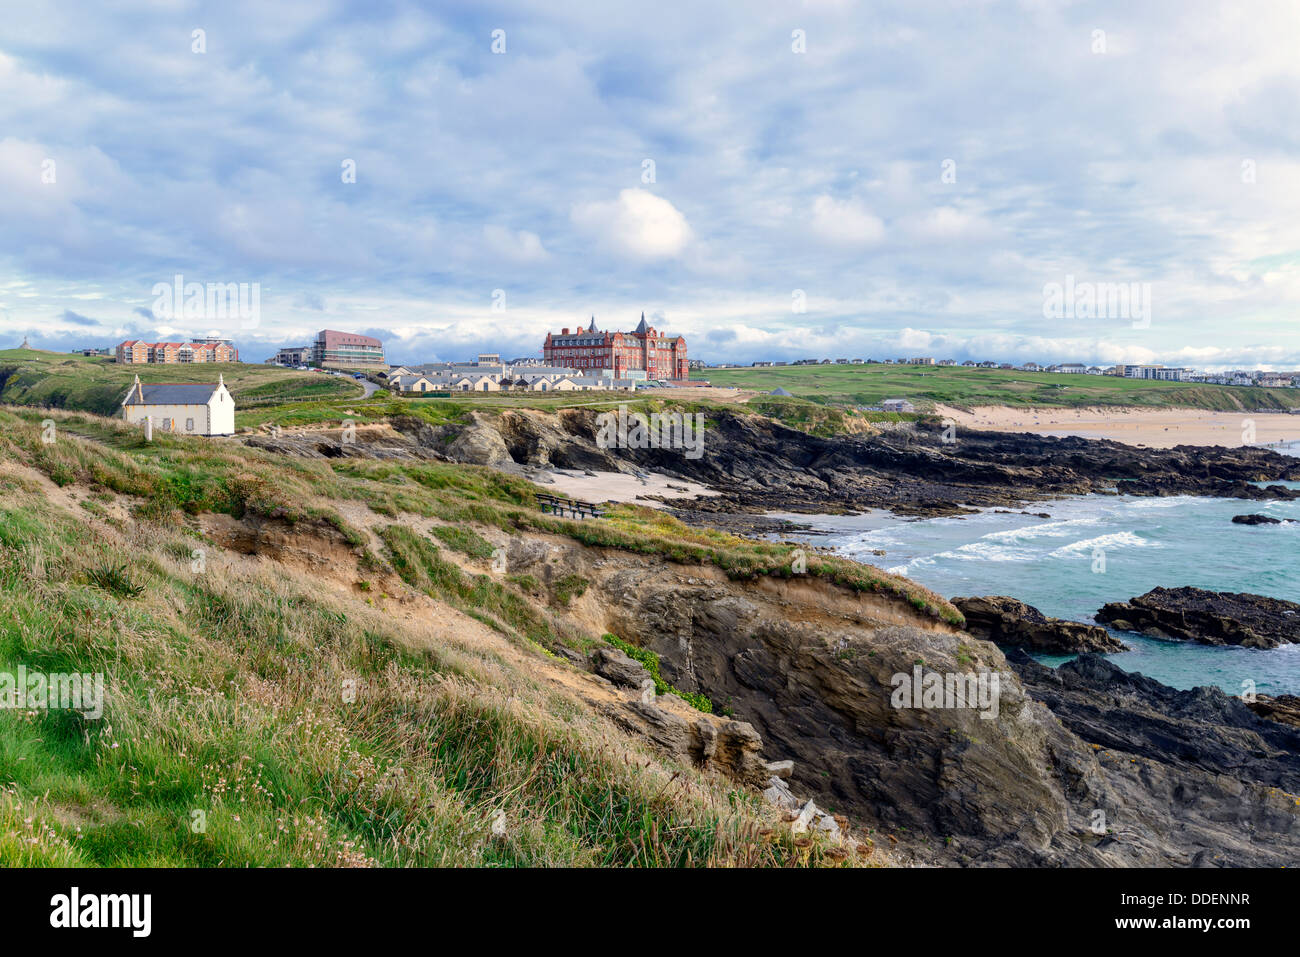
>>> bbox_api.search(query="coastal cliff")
[245,406,1300,517]
[8,405,1299,866]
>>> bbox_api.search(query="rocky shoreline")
[1097,586,1300,648]
[242,407,1300,518]
[239,405,1300,865]
[953,595,1127,653]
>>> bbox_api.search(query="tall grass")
[0,477,845,867]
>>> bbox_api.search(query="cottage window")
[186,418,194,431]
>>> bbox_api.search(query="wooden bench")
[537,493,605,520]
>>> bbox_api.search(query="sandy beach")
[932,404,1300,451]
[533,468,718,506]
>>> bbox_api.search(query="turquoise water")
[776,485,1300,694]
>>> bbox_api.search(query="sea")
[774,443,1300,695]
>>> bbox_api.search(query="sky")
[2,0,1300,369]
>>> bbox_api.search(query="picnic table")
[537,493,605,520]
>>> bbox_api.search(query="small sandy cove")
[534,469,718,506]
[933,404,1300,450]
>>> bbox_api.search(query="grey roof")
[123,382,221,406]
[769,387,794,396]
[588,317,598,332]
[635,312,649,334]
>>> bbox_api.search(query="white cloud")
[903,206,994,243]
[482,225,548,264]
[570,189,693,260]
[809,195,885,246]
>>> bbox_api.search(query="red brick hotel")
[542,314,687,381]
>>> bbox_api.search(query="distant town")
[702,356,1300,389]
[63,321,1300,393]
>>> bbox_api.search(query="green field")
[0,349,364,416]
[695,364,1300,412]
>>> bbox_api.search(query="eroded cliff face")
[499,534,1300,866]
[241,406,1300,516]
[194,492,1299,867]
[430,407,1300,516]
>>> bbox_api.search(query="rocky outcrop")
[498,535,1300,865]
[1232,513,1296,525]
[589,647,652,688]
[1248,694,1300,728]
[242,407,1300,517]
[1005,650,1300,865]
[953,595,1126,653]
[242,422,440,460]
[1096,586,1300,648]
[424,407,1300,517]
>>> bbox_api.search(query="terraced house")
[543,314,688,381]
[115,338,239,363]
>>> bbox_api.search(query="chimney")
[562,328,569,335]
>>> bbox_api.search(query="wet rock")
[1232,513,1295,525]
[1246,694,1300,728]
[1006,650,1300,795]
[1096,586,1300,648]
[953,595,1126,653]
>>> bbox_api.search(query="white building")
[121,374,235,436]
[881,398,916,413]
[1124,365,1186,381]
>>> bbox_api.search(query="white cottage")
[121,374,235,436]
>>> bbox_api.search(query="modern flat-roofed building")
[270,346,310,366]
[543,314,687,381]
[1124,364,1185,381]
[311,329,385,368]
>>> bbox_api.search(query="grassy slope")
[0,408,882,867]
[232,390,660,430]
[695,364,1300,412]
[7,407,958,625]
[0,405,962,865]
[0,349,362,417]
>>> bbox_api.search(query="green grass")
[744,395,878,435]
[0,472,844,867]
[697,364,1300,412]
[602,634,714,713]
[4,406,961,627]
[0,403,966,865]
[0,348,362,417]
[427,524,497,561]
[233,390,702,432]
